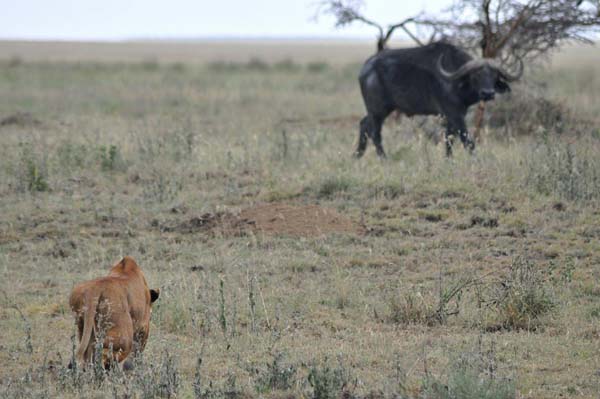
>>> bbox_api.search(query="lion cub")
[70,256,159,369]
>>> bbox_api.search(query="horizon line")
[0,35,405,43]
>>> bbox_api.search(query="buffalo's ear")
[150,288,160,303]
[495,79,510,93]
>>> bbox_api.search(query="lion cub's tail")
[76,293,100,365]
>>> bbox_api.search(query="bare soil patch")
[159,203,364,237]
[239,203,363,236]
[318,114,362,128]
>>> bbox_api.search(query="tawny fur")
[69,256,159,368]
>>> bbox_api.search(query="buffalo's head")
[437,56,523,102]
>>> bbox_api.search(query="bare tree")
[316,0,600,62]
[314,0,425,52]
[420,0,600,66]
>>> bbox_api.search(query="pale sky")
[0,0,452,41]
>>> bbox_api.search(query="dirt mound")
[157,212,253,236]
[159,203,364,237]
[239,203,363,236]
[0,112,41,128]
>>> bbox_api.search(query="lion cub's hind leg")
[102,313,134,369]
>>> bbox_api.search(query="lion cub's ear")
[150,289,160,303]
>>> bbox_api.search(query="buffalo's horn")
[437,55,488,80]
[496,57,524,82]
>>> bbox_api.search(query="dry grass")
[0,41,599,398]
[0,39,376,65]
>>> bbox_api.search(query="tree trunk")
[472,24,499,143]
[472,101,487,143]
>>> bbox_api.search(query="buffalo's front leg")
[459,128,475,153]
[445,117,473,157]
[444,131,455,157]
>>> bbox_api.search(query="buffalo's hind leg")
[355,114,387,158]
[354,116,370,158]
[370,115,386,158]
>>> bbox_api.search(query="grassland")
[0,41,600,398]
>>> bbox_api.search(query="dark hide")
[355,42,514,158]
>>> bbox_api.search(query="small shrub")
[246,57,270,71]
[26,159,49,192]
[486,257,555,331]
[588,306,600,320]
[423,367,515,399]
[274,58,300,72]
[580,282,600,298]
[306,61,330,72]
[525,132,600,202]
[470,215,499,228]
[201,371,245,399]
[388,289,433,325]
[6,301,33,355]
[142,170,184,203]
[312,176,355,199]
[419,211,446,223]
[389,275,472,326]
[193,357,203,399]
[8,56,23,68]
[99,144,125,172]
[547,257,575,285]
[16,142,49,192]
[56,141,89,170]
[0,111,41,127]
[157,351,179,398]
[219,279,227,335]
[422,339,516,399]
[486,88,572,136]
[307,357,352,399]
[126,351,180,398]
[254,351,297,394]
[369,182,405,199]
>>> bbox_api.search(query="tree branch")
[385,18,424,46]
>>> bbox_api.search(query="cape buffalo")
[355,42,522,158]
